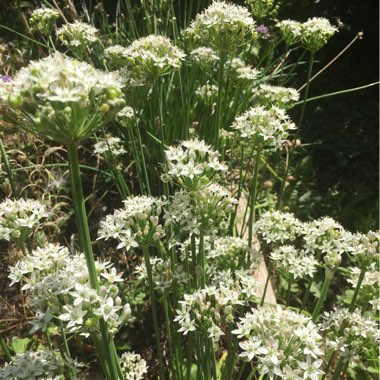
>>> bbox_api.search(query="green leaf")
[11,337,33,353]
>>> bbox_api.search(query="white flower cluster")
[207,236,257,270]
[162,139,227,190]
[270,245,318,279]
[94,136,127,157]
[253,84,299,109]
[190,47,219,65]
[104,44,129,69]
[0,349,66,379]
[347,263,379,288]
[245,0,275,19]
[124,35,185,78]
[232,106,297,150]
[120,352,148,380]
[186,0,256,51]
[301,17,338,52]
[135,257,187,293]
[233,306,324,379]
[347,230,380,268]
[29,7,59,34]
[321,308,380,359]
[195,82,219,107]
[258,211,378,276]
[277,18,337,51]
[6,52,125,142]
[227,58,260,82]
[277,19,303,45]
[116,106,135,127]
[164,184,236,237]
[175,272,258,342]
[8,243,131,336]
[0,198,49,242]
[98,196,166,250]
[56,21,98,51]
[256,210,303,244]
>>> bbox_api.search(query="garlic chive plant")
[1,1,377,379]
[4,52,126,379]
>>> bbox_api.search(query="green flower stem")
[163,296,175,376]
[348,267,366,312]
[0,137,18,197]
[214,51,227,150]
[236,362,247,380]
[66,141,122,380]
[158,78,170,199]
[199,232,206,287]
[276,50,315,210]
[293,81,380,107]
[285,275,294,306]
[312,267,335,322]
[331,355,346,380]
[248,146,263,248]
[142,245,166,380]
[59,324,77,380]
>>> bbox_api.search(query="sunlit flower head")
[29,7,59,35]
[124,35,185,78]
[232,106,297,150]
[56,21,98,53]
[98,196,166,250]
[253,84,299,109]
[0,198,49,243]
[186,1,257,51]
[277,19,303,45]
[5,52,125,142]
[301,18,337,52]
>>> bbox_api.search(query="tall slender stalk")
[348,267,366,312]
[214,51,226,150]
[0,137,18,197]
[312,268,335,322]
[66,141,122,380]
[142,245,166,380]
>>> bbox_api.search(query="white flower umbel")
[245,0,276,19]
[253,84,299,109]
[56,21,98,54]
[98,196,166,250]
[94,136,127,157]
[207,236,259,271]
[190,47,219,66]
[8,243,131,336]
[226,58,260,82]
[175,275,256,343]
[277,19,303,45]
[0,198,49,244]
[233,305,325,379]
[232,106,297,150]
[135,257,187,293]
[186,0,257,52]
[256,211,303,244]
[162,138,227,190]
[104,44,129,69]
[120,352,148,380]
[320,308,380,360]
[164,184,236,237]
[270,245,318,280]
[0,349,68,379]
[124,35,185,78]
[29,7,59,34]
[301,18,338,52]
[6,52,125,142]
